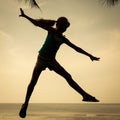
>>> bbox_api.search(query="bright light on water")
[0,103,120,120]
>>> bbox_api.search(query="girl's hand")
[19,8,25,17]
[90,55,100,61]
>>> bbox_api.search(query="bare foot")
[19,104,28,118]
[82,95,99,102]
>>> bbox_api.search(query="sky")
[0,0,120,103]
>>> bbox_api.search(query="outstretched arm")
[19,8,55,31]
[19,8,39,26]
[64,38,100,61]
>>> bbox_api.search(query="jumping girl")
[19,8,100,118]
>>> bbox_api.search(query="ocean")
[0,103,120,120]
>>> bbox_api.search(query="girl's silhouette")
[19,8,100,118]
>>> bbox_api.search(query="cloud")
[0,31,14,53]
[0,31,13,41]
[0,31,15,62]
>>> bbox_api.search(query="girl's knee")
[65,73,72,81]
[65,74,75,86]
[28,79,37,89]
[66,74,73,85]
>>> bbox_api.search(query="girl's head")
[56,17,70,33]
[37,17,70,33]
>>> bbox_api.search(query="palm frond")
[100,0,119,6]
[21,0,42,10]
[29,0,40,8]
[19,0,120,11]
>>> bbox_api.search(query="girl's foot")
[82,95,99,102]
[19,104,28,118]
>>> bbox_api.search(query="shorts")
[35,54,62,71]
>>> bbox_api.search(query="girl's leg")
[19,66,43,118]
[52,64,99,102]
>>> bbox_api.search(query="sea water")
[0,103,120,120]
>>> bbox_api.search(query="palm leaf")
[19,0,41,10]
[26,0,40,8]
[101,0,119,6]
[20,0,120,10]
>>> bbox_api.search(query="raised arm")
[19,8,55,32]
[64,38,100,61]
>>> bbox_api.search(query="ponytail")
[36,19,56,26]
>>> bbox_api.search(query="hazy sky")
[0,0,120,103]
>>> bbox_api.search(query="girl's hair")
[56,17,70,28]
[36,17,70,27]
[36,19,56,26]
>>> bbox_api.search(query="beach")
[0,103,120,120]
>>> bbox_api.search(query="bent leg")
[52,63,99,102]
